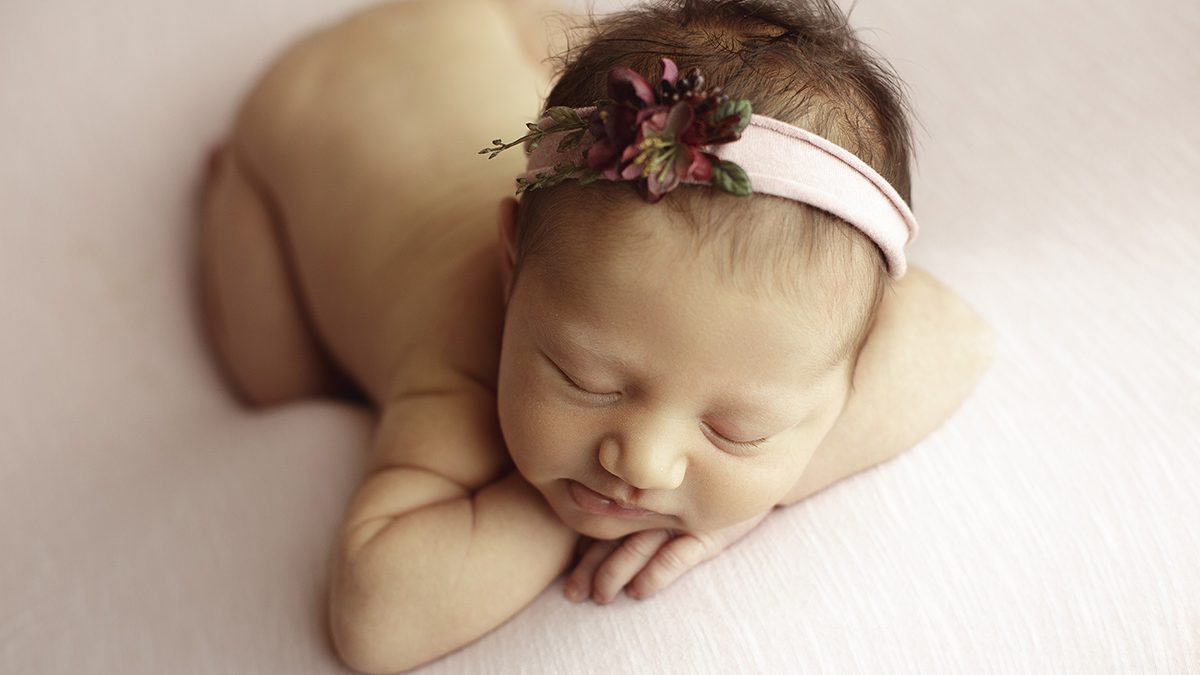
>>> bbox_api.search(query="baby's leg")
[198,144,356,407]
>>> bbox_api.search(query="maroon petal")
[661,102,694,139]
[607,67,657,108]
[635,105,670,133]
[587,108,607,140]
[602,104,639,146]
[660,57,678,87]
[621,161,644,180]
[635,179,665,204]
[585,140,618,171]
[647,163,678,197]
[686,150,714,182]
[679,119,708,146]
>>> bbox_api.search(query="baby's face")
[496,211,854,540]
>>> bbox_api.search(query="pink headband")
[519,106,918,278]
[481,57,918,278]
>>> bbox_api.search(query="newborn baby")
[198,0,994,671]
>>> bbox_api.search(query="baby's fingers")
[564,538,619,603]
[591,529,673,604]
[628,535,709,600]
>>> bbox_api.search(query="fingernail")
[564,583,582,602]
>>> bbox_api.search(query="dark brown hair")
[512,0,916,367]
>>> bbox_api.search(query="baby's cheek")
[504,396,578,477]
[691,462,794,528]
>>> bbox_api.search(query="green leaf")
[556,129,585,152]
[545,106,584,126]
[712,98,753,134]
[711,160,752,196]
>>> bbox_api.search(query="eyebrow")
[543,326,814,415]
[548,327,635,370]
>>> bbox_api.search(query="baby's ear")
[497,197,519,304]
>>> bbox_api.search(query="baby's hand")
[562,509,772,604]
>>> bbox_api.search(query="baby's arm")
[328,384,577,674]
[780,264,995,504]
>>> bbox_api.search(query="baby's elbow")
[900,266,996,381]
[329,584,402,675]
[947,294,996,390]
[330,624,394,675]
[329,592,428,675]
[327,552,434,674]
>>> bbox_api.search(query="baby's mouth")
[567,480,660,518]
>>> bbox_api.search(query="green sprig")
[478,106,589,159]
[513,161,601,195]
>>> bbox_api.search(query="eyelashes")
[551,361,615,398]
[703,421,768,449]
[733,436,768,449]
[548,358,770,449]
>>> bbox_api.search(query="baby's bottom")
[198,0,569,409]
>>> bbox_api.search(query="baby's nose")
[598,427,686,491]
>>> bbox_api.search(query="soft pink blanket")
[3,0,1197,672]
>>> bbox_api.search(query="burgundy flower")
[583,57,751,203]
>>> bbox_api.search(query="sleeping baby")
[197,0,994,671]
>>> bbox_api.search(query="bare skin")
[200,3,590,670]
[202,0,556,407]
[198,0,994,670]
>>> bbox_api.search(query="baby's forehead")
[525,267,851,385]
[541,223,846,316]
[526,196,868,357]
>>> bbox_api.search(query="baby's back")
[224,0,550,404]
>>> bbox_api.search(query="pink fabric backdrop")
[3,0,1197,672]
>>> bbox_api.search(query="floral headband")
[479,57,919,278]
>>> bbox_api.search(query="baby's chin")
[561,512,663,541]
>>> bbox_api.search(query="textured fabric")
[2,0,1198,673]
[520,107,919,278]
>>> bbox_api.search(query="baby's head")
[492,0,915,540]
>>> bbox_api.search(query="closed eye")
[547,354,771,449]
[703,421,768,449]
[549,359,617,398]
